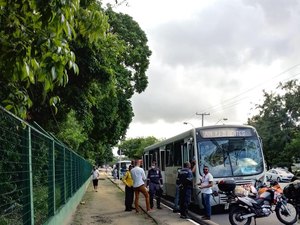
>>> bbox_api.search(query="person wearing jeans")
[199,166,213,220]
[173,184,180,212]
[173,168,181,213]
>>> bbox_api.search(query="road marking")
[156,201,201,225]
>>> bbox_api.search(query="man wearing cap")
[147,161,163,209]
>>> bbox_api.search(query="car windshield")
[197,137,264,178]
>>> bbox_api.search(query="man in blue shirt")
[177,161,193,219]
[147,161,163,209]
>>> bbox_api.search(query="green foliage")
[33,186,48,225]
[284,129,300,162]
[118,136,159,159]
[105,7,151,95]
[248,79,300,169]
[0,0,80,118]
[51,3,151,163]
[0,217,10,225]
[0,0,152,165]
[57,109,88,151]
[0,112,24,224]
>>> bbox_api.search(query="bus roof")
[116,160,132,163]
[144,124,257,152]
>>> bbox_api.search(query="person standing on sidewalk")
[173,168,181,213]
[122,164,135,211]
[199,165,213,220]
[131,160,151,213]
[147,161,163,209]
[91,166,100,192]
[177,161,193,219]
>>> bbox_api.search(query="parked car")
[266,168,294,182]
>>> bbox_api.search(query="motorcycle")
[218,179,298,225]
[283,180,300,219]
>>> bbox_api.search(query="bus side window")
[174,141,182,166]
[161,150,165,171]
[166,143,174,166]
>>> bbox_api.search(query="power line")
[192,63,300,122]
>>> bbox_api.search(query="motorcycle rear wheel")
[229,206,251,225]
[276,202,298,225]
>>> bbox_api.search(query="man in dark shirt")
[147,161,163,209]
[177,161,193,219]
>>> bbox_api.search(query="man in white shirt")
[130,160,150,212]
[199,165,213,220]
[91,166,100,192]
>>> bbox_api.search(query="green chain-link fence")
[0,107,92,225]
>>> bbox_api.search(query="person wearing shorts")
[91,166,100,191]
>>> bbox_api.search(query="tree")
[0,0,80,118]
[105,7,151,95]
[118,137,159,159]
[51,3,151,162]
[56,109,88,151]
[285,132,300,164]
[0,0,152,164]
[248,80,300,169]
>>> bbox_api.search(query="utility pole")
[196,112,210,127]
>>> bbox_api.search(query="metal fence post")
[23,126,34,225]
[48,139,55,217]
[63,147,67,203]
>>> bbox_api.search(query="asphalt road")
[160,182,299,225]
[102,168,299,225]
[208,182,299,225]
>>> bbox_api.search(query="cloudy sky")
[109,0,300,139]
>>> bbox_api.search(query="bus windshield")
[197,137,264,178]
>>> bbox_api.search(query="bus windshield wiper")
[211,139,233,175]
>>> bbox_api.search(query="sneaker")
[157,206,162,209]
[125,209,132,212]
[173,209,179,213]
[180,215,188,219]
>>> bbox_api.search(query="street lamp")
[183,122,195,128]
[215,118,228,125]
[117,149,123,186]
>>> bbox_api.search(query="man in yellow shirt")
[122,165,134,211]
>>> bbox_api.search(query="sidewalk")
[66,172,156,225]
[109,177,199,225]
[66,171,203,225]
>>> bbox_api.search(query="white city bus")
[142,125,266,209]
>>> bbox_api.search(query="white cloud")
[109,0,300,139]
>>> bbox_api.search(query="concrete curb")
[106,175,219,225]
[106,175,160,225]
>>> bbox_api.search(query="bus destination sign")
[199,128,253,138]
